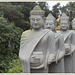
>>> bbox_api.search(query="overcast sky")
[47,1,74,10]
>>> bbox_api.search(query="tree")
[20,2,37,21]
[0,2,51,73]
[0,2,36,30]
[60,2,75,22]
[52,3,61,19]
[0,2,51,31]
[0,16,23,72]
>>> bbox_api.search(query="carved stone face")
[60,21,69,31]
[45,20,55,30]
[72,22,75,30]
[30,15,44,29]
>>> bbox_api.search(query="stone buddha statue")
[59,13,75,73]
[45,13,65,73]
[71,18,75,73]
[72,18,75,30]
[19,5,56,73]
[56,15,60,31]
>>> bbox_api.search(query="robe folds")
[49,32,65,73]
[19,29,55,73]
[72,31,75,73]
[59,30,75,73]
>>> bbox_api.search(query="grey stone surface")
[71,18,75,73]
[45,13,65,73]
[19,5,56,73]
[59,13,75,73]
[72,18,75,30]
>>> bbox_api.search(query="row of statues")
[19,5,75,73]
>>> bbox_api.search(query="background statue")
[45,13,65,73]
[59,13,75,73]
[71,18,75,73]
[19,5,56,73]
[56,15,60,31]
[72,18,75,31]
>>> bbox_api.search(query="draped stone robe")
[49,32,65,73]
[19,29,55,73]
[72,30,75,73]
[59,30,75,73]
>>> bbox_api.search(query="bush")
[0,16,23,73]
[8,58,22,73]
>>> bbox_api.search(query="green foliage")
[2,2,75,73]
[21,2,37,21]
[0,2,51,31]
[60,2,75,21]
[52,3,60,19]
[0,2,51,73]
[0,3,25,30]
[15,20,30,31]
[0,2,36,30]
[0,16,23,73]
[59,2,75,29]
[8,58,22,73]
[1,3,24,22]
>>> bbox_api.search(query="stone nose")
[34,20,37,24]
[46,24,50,29]
[47,24,50,27]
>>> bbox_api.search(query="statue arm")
[70,31,75,54]
[57,35,65,62]
[48,31,56,64]
[20,34,27,49]
[20,30,31,49]
[65,31,75,55]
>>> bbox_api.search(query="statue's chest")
[34,33,48,52]
[55,33,59,50]
[55,33,59,42]
[61,31,72,43]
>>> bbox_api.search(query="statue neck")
[51,28,56,33]
[61,29,69,33]
[52,30,56,33]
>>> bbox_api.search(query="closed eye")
[36,18,40,21]
[31,18,35,21]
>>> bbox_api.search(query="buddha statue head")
[60,13,70,31]
[45,13,56,31]
[72,18,75,30]
[29,5,45,29]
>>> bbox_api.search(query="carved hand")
[48,54,56,64]
[66,49,75,56]
[65,44,75,56]
[30,52,44,64]
[64,44,71,55]
[57,51,65,62]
